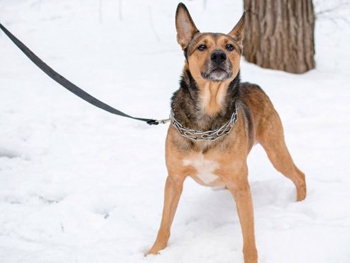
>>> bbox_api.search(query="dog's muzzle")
[201,50,232,81]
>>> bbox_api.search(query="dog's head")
[176,3,244,83]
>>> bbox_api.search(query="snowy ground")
[1,0,350,262]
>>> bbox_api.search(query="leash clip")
[147,118,171,125]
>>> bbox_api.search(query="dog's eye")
[225,44,234,51]
[197,44,207,51]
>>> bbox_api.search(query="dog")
[146,3,306,263]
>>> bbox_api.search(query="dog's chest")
[183,153,224,187]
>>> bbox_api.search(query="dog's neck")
[199,81,231,116]
[171,69,240,131]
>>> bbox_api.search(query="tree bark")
[243,0,315,74]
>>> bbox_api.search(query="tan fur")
[200,81,228,115]
[146,3,306,263]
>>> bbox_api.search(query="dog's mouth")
[201,68,232,82]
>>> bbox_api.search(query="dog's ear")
[175,3,199,49]
[228,13,245,49]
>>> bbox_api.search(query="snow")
[1,0,350,262]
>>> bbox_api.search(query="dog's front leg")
[146,174,186,255]
[223,164,258,263]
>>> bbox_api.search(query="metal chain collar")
[171,103,238,142]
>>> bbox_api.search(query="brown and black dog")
[147,3,306,262]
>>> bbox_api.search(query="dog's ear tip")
[176,3,191,17]
[177,2,187,11]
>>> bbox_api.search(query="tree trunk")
[243,0,315,74]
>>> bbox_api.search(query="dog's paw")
[296,183,307,202]
[144,249,160,257]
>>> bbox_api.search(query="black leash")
[0,23,167,125]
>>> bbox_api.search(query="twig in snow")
[99,0,103,23]
[119,0,123,22]
[148,6,161,42]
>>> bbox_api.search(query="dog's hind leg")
[146,174,186,255]
[257,111,306,202]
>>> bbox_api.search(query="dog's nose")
[211,50,226,64]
